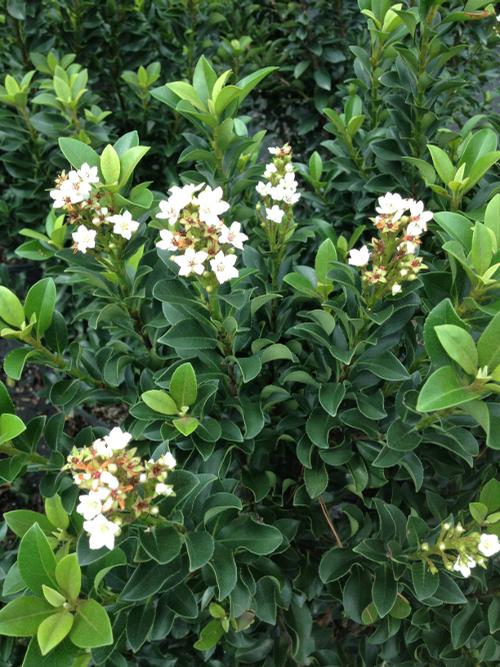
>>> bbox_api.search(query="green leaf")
[100,144,121,184]
[141,390,179,415]
[0,286,25,328]
[194,619,225,651]
[471,222,494,275]
[173,416,199,436]
[450,601,481,648]
[69,599,113,649]
[44,494,69,530]
[319,383,346,417]
[484,193,500,243]
[209,544,237,600]
[434,324,478,375]
[21,637,78,667]
[477,312,500,370]
[185,530,214,571]
[411,562,439,601]
[140,526,182,564]
[24,278,56,337]
[58,137,99,169]
[427,144,455,184]
[236,66,277,103]
[480,478,500,513]
[37,610,73,655]
[218,517,283,555]
[358,351,409,381]
[417,366,477,412]
[4,347,36,381]
[167,81,206,110]
[4,509,54,537]
[55,554,81,602]
[372,566,397,618]
[18,524,57,595]
[319,548,354,583]
[315,239,337,285]
[0,597,54,636]
[169,362,198,408]
[0,413,26,445]
[42,585,66,607]
[118,146,150,186]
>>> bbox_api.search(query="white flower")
[78,163,99,185]
[76,492,103,520]
[391,283,402,295]
[399,240,418,255]
[210,251,239,284]
[172,248,208,277]
[453,556,477,578]
[408,199,432,230]
[156,229,177,251]
[93,438,113,458]
[266,205,285,224]
[84,514,120,550]
[283,190,301,205]
[159,452,177,469]
[104,426,132,451]
[100,471,119,490]
[218,222,248,250]
[376,192,408,220]
[256,181,271,197]
[268,146,280,155]
[155,482,174,496]
[72,225,96,253]
[139,473,147,483]
[348,245,370,267]
[157,200,180,226]
[107,211,140,240]
[478,533,500,557]
[264,163,277,178]
[196,185,230,226]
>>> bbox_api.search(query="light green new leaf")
[100,144,121,184]
[427,145,455,184]
[37,610,73,655]
[24,278,56,337]
[315,239,337,285]
[55,554,81,601]
[169,362,197,408]
[477,311,500,371]
[0,286,25,328]
[69,599,113,649]
[141,390,179,415]
[434,324,478,375]
[0,413,26,445]
[417,366,477,412]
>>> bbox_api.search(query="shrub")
[0,2,499,666]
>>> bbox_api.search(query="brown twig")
[319,496,344,548]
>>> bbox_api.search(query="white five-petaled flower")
[210,251,239,284]
[78,162,99,185]
[76,491,104,521]
[391,284,402,295]
[218,222,248,250]
[376,192,407,220]
[107,210,140,240]
[93,438,113,458]
[196,185,230,226]
[172,248,208,277]
[408,199,433,230]
[104,426,132,451]
[266,205,285,224]
[158,452,177,469]
[348,245,370,267]
[100,471,119,490]
[156,229,177,251]
[453,555,477,578]
[155,482,174,496]
[83,514,120,550]
[72,225,96,253]
[478,533,500,557]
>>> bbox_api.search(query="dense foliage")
[0,1,500,666]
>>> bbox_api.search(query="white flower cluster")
[155,183,247,285]
[255,144,300,224]
[347,192,432,297]
[452,533,500,577]
[65,426,176,550]
[50,163,140,253]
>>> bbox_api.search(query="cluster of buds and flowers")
[255,144,300,229]
[155,183,247,286]
[50,163,140,253]
[64,426,176,550]
[419,522,500,578]
[348,193,432,300]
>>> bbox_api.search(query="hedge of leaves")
[0,1,499,666]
